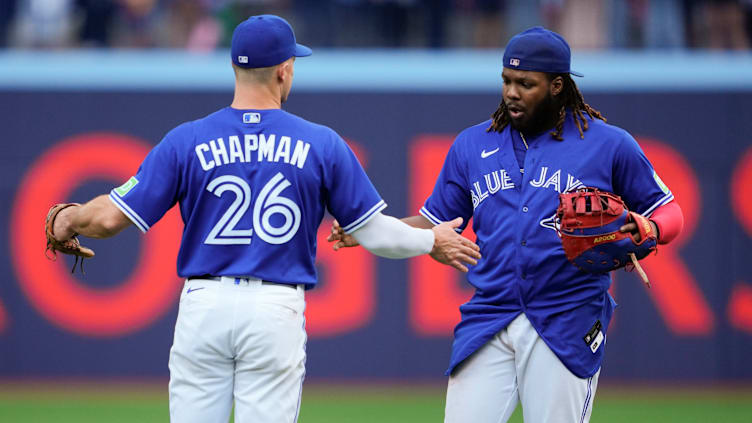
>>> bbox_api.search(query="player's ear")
[277,59,293,81]
[276,63,286,82]
[550,75,564,97]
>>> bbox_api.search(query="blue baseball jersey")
[420,114,673,378]
[110,107,385,286]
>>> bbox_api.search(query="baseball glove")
[45,203,94,273]
[556,188,656,285]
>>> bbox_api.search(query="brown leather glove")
[45,203,95,273]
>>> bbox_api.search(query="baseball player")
[330,27,684,422]
[45,15,480,423]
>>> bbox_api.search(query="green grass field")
[1,382,750,422]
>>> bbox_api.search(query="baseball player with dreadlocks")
[330,27,684,422]
[44,15,480,423]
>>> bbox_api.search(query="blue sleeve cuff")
[109,191,150,233]
[419,206,463,233]
[640,192,674,217]
[342,200,387,234]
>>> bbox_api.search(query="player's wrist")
[52,205,79,241]
[427,226,439,255]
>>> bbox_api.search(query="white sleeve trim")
[350,213,434,259]
[640,192,674,217]
[342,200,387,234]
[109,191,150,233]
[420,206,463,233]
[419,206,443,225]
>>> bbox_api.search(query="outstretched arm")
[327,214,435,250]
[348,213,435,259]
[328,213,480,272]
[401,215,434,229]
[52,195,133,241]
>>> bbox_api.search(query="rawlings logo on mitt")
[556,188,656,286]
[45,203,95,273]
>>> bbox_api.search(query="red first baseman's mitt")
[45,203,95,273]
[556,188,657,285]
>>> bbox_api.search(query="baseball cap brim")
[570,70,584,77]
[295,43,313,58]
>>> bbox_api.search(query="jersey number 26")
[204,172,301,245]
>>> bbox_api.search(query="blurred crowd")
[0,0,750,51]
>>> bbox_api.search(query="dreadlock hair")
[487,73,606,140]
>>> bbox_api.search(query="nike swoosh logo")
[187,287,205,294]
[481,148,499,158]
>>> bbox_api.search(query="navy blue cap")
[231,15,312,68]
[502,26,583,77]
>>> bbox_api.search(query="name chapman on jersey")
[471,166,584,208]
[194,134,311,171]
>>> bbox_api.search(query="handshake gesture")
[327,216,481,273]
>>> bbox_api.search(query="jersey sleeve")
[109,131,181,233]
[420,139,473,231]
[611,132,674,217]
[324,136,385,234]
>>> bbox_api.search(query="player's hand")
[327,219,360,250]
[619,220,658,243]
[429,217,481,272]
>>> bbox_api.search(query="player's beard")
[510,92,559,135]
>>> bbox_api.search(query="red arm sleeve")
[650,201,683,245]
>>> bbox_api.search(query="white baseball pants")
[445,313,599,423]
[168,277,307,423]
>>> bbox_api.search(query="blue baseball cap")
[502,26,583,77]
[231,15,312,68]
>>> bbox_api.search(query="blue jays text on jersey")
[109,107,386,287]
[420,115,673,378]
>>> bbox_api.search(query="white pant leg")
[169,281,235,423]
[444,327,520,423]
[233,284,307,423]
[511,314,600,423]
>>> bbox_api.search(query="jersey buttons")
[522,206,529,212]
[521,240,526,246]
